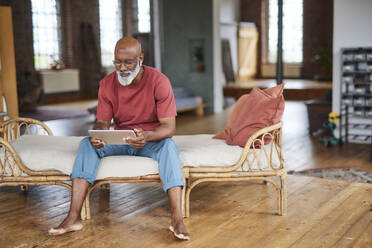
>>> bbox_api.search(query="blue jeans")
[70,137,184,192]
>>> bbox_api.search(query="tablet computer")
[88,129,136,145]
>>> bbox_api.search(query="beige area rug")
[288,167,372,184]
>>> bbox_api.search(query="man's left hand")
[125,128,146,148]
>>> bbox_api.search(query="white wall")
[220,0,239,77]
[219,0,239,23]
[333,0,372,112]
[213,0,239,113]
[213,0,223,113]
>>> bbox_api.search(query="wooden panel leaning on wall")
[0,7,19,120]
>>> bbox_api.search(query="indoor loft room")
[0,0,371,247]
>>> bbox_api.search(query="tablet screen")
[88,130,136,145]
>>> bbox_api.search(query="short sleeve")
[154,76,177,119]
[96,80,113,121]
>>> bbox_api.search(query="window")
[268,0,303,63]
[138,0,151,33]
[31,0,61,70]
[99,0,123,67]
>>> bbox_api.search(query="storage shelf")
[342,123,372,128]
[342,71,372,74]
[344,81,372,84]
[343,92,372,96]
[340,47,372,160]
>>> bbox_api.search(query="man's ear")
[139,53,144,64]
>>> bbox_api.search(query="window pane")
[138,0,151,33]
[99,0,123,67]
[268,0,303,63]
[31,0,62,70]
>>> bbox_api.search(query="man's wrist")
[143,130,151,141]
[93,120,110,130]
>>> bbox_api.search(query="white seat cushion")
[174,135,243,167]
[9,135,247,179]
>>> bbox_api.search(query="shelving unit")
[340,47,372,159]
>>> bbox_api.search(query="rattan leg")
[279,174,287,216]
[81,200,87,220]
[85,190,92,220]
[182,178,186,218]
[185,184,191,218]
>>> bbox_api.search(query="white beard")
[117,60,142,86]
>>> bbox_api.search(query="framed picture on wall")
[189,39,205,73]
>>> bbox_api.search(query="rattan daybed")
[0,117,286,220]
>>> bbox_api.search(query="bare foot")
[48,217,83,236]
[170,217,190,240]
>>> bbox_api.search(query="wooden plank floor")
[2,101,372,247]
[1,177,371,247]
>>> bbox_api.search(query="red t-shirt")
[96,65,177,131]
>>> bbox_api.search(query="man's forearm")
[144,123,175,142]
[93,120,110,130]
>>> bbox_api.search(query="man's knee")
[79,136,99,155]
[160,138,179,152]
[81,136,91,145]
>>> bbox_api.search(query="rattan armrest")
[3,117,53,141]
[187,121,283,173]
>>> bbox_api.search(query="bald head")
[114,37,142,57]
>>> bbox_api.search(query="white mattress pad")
[9,135,253,179]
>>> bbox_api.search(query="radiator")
[40,69,79,94]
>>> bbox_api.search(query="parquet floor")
[1,101,372,247]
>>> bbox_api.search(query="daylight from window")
[268,0,303,63]
[31,0,61,70]
[99,0,123,67]
[138,0,151,33]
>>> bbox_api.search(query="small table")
[304,99,331,135]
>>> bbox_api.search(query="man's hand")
[125,128,147,148]
[90,137,106,149]
[90,119,110,148]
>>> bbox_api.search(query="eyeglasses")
[112,57,139,67]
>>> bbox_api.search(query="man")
[48,37,190,240]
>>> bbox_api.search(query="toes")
[174,232,190,240]
[169,225,190,240]
[48,223,83,236]
[48,228,66,236]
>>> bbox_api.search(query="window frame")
[137,0,151,34]
[263,0,303,66]
[31,0,63,71]
[99,0,124,69]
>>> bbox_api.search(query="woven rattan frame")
[183,121,286,217]
[0,118,286,220]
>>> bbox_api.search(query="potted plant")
[313,47,332,81]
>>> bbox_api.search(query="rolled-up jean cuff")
[70,173,95,184]
[163,183,184,192]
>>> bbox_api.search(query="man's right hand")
[90,137,106,149]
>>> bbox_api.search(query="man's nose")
[119,63,128,70]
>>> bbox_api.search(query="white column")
[213,0,223,113]
[152,0,162,71]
